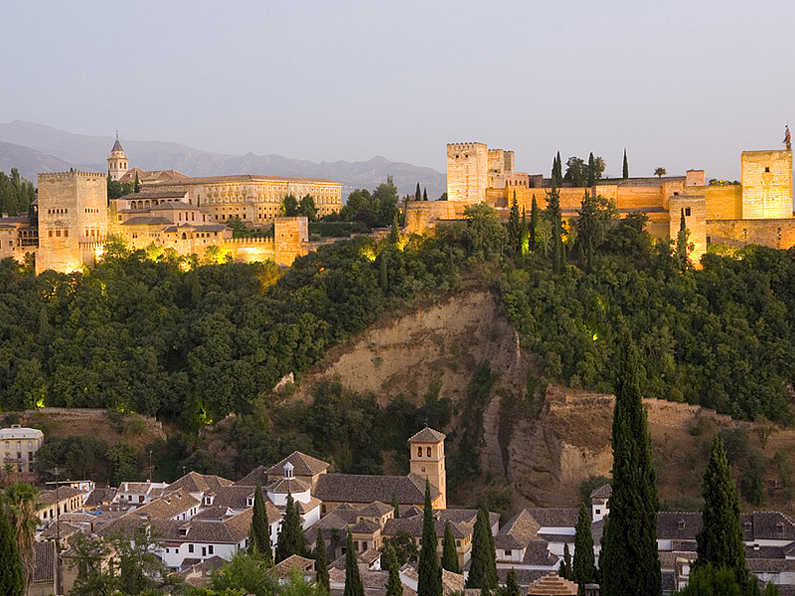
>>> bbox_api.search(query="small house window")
[765,167,770,172]
[685,208,691,216]
[188,544,194,553]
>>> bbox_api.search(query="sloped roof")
[527,572,578,595]
[234,465,270,487]
[111,138,124,153]
[150,174,341,186]
[265,451,330,478]
[523,540,559,566]
[167,471,233,496]
[383,516,470,540]
[525,508,579,529]
[38,487,83,506]
[274,554,315,579]
[359,501,394,517]
[85,487,117,507]
[121,216,172,226]
[314,473,437,505]
[33,541,56,583]
[118,190,188,201]
[590,484,612,500]
[656,512,702,541]
[742,511,795,541]
[268,477,311,495]
[408,427,446,443]
[351,519,381,534]
[125,489,200,520]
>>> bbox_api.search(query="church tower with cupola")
[107,133,129,181]
[409,427,447,509]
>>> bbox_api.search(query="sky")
[2,0,794,179]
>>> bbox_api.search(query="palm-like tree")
[3,482,40,591]
[654,167,667,178]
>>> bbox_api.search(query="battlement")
[38,171,105,182]
[225,236,275,245]
[447,142,487,153]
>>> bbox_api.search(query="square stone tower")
[447,143,488,203]
[37,171,108,274]
[409,427,446,509]
[669,194,706,267]
[741,150,793,219]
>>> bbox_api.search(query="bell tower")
[408,427,446,509]
[107,132,129,181]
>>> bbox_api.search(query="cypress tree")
[507,195,521,254]
[415,183,422,202]
[545,189,565,273]
[600,331,661,596]
[276,493,306,562]
[418,479,442,596]
[676,208,690,269]
[573,502,597,591]
[694,435,747,584]
[392,491,400,518]
[622,149,629,179]
[505,569,520,596]
[134,171,141,193]
[529,195,539,250]
[249,485,272,563]
[587,152,596,187]
[442,520,459,573]
[385,546,403,596]
[553,152,563,188]
[344,531,365,596]
[466,508,497,590]
[423,188,428,201]
[389,212,401,244]
[0,506,23,596]
[559,543,572,578]
[315,530,330,590]
[521,207,527,253]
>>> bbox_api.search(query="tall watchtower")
[740,149,793,219]
[107,133,129,181]
[447,142,488,203]
[409,427,446,509]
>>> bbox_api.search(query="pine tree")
[505,569,520,596]
[559,543,572,578]
[415,183,422,202]
[418,479,442,596]
[573,502,597,591]
[622,149,629,179]
[694,435,748,584]
[507,195,522,254]
[529,195,539,251]
[545,189,565,273]
[315,530,330,590]
[587,153,596,187]
[599,331,661,596]
[344,531,365,596]
[0,506,24,596]
[276,493,306,562]
[392,492,400,518]
[249,485,272,563]
[385,546,403,596]
[442,520,460,573]
[466,508,497,590]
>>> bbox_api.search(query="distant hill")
[0,120,446,198]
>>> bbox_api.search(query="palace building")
[406,133,795,264]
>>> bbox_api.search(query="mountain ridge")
[0,120,446,197]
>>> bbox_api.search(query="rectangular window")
[208,545,214,554]
[685,207,691,216]
[188,544,194,553]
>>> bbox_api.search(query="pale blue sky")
[2,0,793,179]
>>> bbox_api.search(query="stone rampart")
[706,218,795,250]
[741,150,793,219]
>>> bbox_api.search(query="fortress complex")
[0,138,344,273]
[406,140,794,263]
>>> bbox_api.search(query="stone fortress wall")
[406,140,795,264]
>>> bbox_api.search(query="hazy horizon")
[2,0,793,181]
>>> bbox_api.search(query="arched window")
[426,447,431,457]
[417,447,422,457]
[182,233,187,240]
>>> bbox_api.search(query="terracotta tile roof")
[497,509,540,547]
[209,485,255,510]
[742,511,795,541]
[522,540,559,566]
[127,489,200,520]
[150,202,202,211]
[590,484,611,499]
[496,568,547,588]
[527,572,578,595]
[656,512,702,540]
[383,516,470,540]
[358,501,394,517]
[268,477,311,495]
[38,487,83,506]
[234,466,270,487]
[33,541,56,583]
[152,174,341,186]
[274,554,315,578]
[118,190,188,200]
[85,487,117,507]
[265,452,331,478]
[167,471,233,496]
[442,569,465,595]
[525,508,580,528]
[408,427,446,443]
[314,473,437,505]
[121,216,172,226]
[351,519,381,534]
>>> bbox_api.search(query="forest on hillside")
[4,192,795,492]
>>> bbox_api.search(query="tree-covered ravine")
[4,197,795,488]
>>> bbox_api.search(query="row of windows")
[47,229,69,238]
[47,208,68,215]
[3,441,35,449]
[84,208,101,214]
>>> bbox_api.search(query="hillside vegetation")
[3,200,795,511]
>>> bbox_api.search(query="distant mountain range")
[0,121,446,199]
